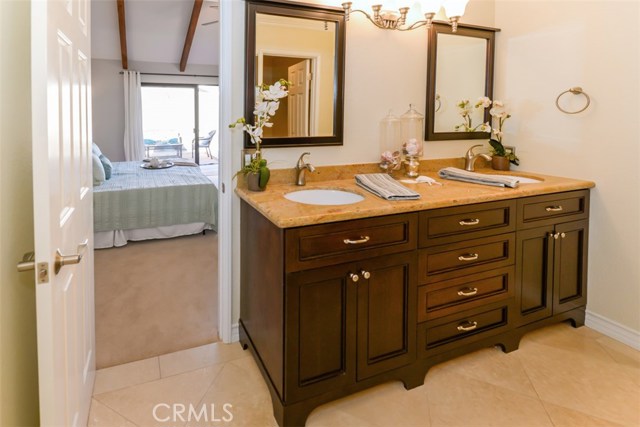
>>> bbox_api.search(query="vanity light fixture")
[342,0,468,32]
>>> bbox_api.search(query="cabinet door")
[553,220,588,314]
[356,252,417,380]
[515,227,554,326]
[285,265,357,402]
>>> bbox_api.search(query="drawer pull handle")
[349,273,359,283]
[545,205,563,212]
[458,253,479,262]
[459,218,480,226]
[457,287,479,297]
[343,236,370,245]
[360,270,371,279]
[457,321,478,332]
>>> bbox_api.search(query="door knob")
[54,239,89,274]
[360,270,371,279]
[349,273,359,283]
[17,251,35,272]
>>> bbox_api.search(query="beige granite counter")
[235,158,595,228]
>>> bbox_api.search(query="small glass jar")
[379,111,402,174]
[400,104,424,158]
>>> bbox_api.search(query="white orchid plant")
[229,79,290,175]
[455,96,519,165]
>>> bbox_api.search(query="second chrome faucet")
[295,152,316,186]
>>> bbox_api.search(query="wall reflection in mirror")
[256,13,336,138]
[425,23,499,141]
[246,1,345,148]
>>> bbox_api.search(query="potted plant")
[229,79,289,191]
[487,100,519,171]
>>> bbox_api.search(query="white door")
[287,59,311,137]
[31,0,95,425]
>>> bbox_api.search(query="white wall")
[91,59,218,161]
[0,1,40,424]
[493,0,640,336]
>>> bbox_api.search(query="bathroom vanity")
[237,163,593,426]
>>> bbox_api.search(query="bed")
[93,161,217,249]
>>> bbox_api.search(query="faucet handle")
[466,144,484,157]
[297,152,311,167]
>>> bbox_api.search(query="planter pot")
[246,168,270,192]
[492,156,511,171]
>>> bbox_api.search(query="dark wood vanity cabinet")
[240,189,590,427]
[515,191,590,326]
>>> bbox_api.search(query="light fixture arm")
[342,2,455,32]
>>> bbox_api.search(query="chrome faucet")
[464,144,492,171]
[295,152,316,186]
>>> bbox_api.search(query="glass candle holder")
[379,111,402,174]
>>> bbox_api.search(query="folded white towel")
[355,174,421,201]
[438,167,520,188]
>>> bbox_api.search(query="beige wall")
[0,1,40,425]
[493,0,640,335]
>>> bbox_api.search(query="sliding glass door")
[141,84,219,165]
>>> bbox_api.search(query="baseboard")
[231,323,239,342]
[585,310,640,350]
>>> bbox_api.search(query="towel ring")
[556,87,590,114]
[435,94,442,113]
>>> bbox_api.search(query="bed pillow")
[92,153,106,186]
[92,142,102,157]
[99,154,113,179]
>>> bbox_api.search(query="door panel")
[515,227,553,326]
[31,0,95,425]
[285,266,356,402]
[553,220,588,313]
[357,252,416,380]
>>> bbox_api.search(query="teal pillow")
[99,154,113,180]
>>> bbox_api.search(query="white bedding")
[95,222,213,249]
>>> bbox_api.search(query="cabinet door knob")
[360,270,371,279]
[459,218,480,226]
[560,232,566,238]
[458,253,479,262]
[343,236,370,245]
[545,205,563,212]
[457,287,479,297]
[349,273,359,283]
[456,321,478,332]
[553,232,560,240]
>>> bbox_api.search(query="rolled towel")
[438,167,520,188]
[355,173,421,201]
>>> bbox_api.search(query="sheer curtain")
[123,70,145,161]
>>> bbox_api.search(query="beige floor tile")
[541,401,625,427]
[159,342,249,378]
[94,357,160,395]
[425,370,553,426]
[187,357,276,427]
[433,346,539,399]
[87,399,137,427]
[595,335,640,369]
[313,382,429,427]
[516,340,640,425]
[94,364,223,427]
[307,407,380,427]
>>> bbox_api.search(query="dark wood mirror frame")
[245,0,346,148]
[425,22,500,141]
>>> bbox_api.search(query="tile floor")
[88,323,640,427]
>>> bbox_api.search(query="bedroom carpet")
[94,232,218,369]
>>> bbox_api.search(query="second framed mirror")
[245,0,345,148]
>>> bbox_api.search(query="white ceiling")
[91,0,220,66]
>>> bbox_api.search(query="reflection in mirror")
[425,22,499,141]
[246,1,345,148]
[256,14,336,138]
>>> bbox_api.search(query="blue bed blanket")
[93,161,217,232]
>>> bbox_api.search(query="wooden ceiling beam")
[117,0,128,69]
[180,0,204,72]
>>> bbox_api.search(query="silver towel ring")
[556,87,591,114]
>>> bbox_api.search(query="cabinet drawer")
[517,190,589,229]
[419,234,515,283]
[285,213,417,272]
[419,200,515,247]
[417,267,514,322]
[420,303,511,354]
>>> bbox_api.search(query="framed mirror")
[245,0,345,148]
[425,22,500,141]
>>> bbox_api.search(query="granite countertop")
[235,158,595,229]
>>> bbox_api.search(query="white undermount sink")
[284,189,365,206]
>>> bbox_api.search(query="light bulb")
[443,0,468,17]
